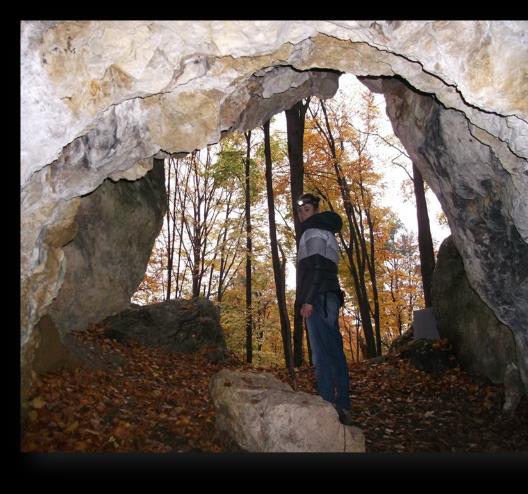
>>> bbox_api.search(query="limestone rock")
[46,158,166,336]
[20,20,528,410]
[432,235,518,384]
[503,363,525,416]
[432,235,526,413]
[209,369,365,452]
[224,66,339,132]
[363,76,528,395]
[103,298,226,353]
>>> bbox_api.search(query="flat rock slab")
[209,368,365,452]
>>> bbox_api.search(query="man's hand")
[300,303,313,319]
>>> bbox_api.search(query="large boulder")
[432,236,517,382]
[103,298,226,353]
[209,369,365,452]
[45,159,166,337]
[432,235,525,412]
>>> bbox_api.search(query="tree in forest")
[382,223,424,344]
[304,94,384,357]
[243,131,254,363]
[132,242,167,305]
[134,143,250,305]
[411,163,436,307]
[210,139,249,303]
[166,148,240,299]
[133,81,430,364]
[285,98,311,367]
[215,130,268,364]
[302,88,427,358]
[220,260,289,366]
[357,112,437,308]
[263,119,295,383]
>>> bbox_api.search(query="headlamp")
[297,198,315,206]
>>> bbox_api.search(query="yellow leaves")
[31,396,46,409]
[65,421,79,433]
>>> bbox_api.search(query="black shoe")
[335,407,360,427]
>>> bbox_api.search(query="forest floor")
[21,323,528,453]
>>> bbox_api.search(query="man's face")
[298,203,317,223]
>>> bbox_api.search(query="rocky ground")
[21,323,528,453]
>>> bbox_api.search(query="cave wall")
[20,21,528,398]
[46,158,166,337]
[361,75,528,393]
[20,160,166,407]
[432,236,517,383]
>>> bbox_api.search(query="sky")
[273,73,451,288]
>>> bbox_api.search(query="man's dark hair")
[297,193,320,208]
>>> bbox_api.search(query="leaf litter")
[21,324,528,453]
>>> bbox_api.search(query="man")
[296,192,355,426]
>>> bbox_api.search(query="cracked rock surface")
[21,21,528,403]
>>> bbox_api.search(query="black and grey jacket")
[295,211,343,308]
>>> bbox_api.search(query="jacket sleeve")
[299,253,326,305]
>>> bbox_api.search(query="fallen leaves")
[30,396,46,409]
[21,324,234,453]
[270,354,528,453]
[21,324,528,453]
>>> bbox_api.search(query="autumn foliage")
[21,324,528,453]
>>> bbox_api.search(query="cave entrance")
[131,72,450,366]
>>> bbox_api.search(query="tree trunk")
[174,159,191,298]
[412,162,436,307]
[244,131,254,364]
[343,239,378,358]
[164,158,173,300]
[285,99,310,367]
[216,193,233,303]
[364,201,382,355]
[313,100,379,357]
[355,314,361,362]
[264,121,295,385]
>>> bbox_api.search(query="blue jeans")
[306,291,351,410]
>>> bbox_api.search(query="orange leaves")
[270,354,528,453]
[21,325,233,453]
[21,323,528,453]
[111,421,132,443]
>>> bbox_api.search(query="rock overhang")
[20,20,528,398]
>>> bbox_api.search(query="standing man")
[296,192,354,426]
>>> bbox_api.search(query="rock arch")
[21,21,528,401]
